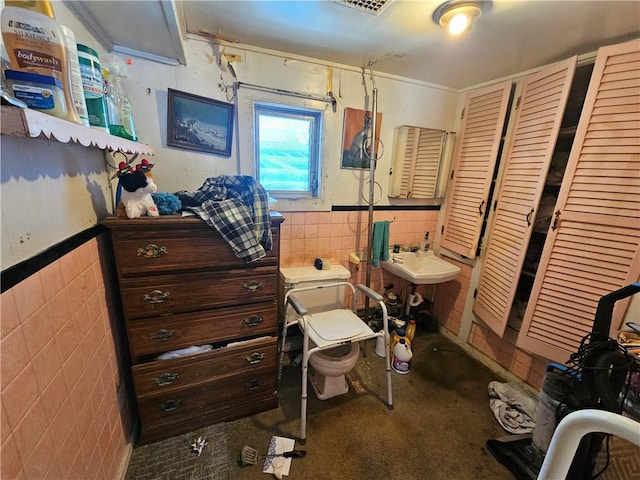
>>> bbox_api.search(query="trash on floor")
[263,436,297,479]
[237,444,305,467]
[190,436,209,456]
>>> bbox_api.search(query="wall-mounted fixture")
[433,1,491,35]
[388,126,452,200]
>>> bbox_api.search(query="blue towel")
[371,220,390,267]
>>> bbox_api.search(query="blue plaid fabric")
[177,176,272,262]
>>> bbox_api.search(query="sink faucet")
[422,232,430,251]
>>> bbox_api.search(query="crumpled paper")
[263,436,296,479]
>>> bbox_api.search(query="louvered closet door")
[517,39,640,363]
[473,57,577,337]
[397,128,446,198]
[441,81,512,258]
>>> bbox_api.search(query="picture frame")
[341,107,383,169]
[167,88,234,156]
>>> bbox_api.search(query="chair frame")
[279,281,393,444]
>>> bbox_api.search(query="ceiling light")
[433,1,489,35]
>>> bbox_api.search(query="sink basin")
[380,250,461,284]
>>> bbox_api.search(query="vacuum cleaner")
[487,282,640,480]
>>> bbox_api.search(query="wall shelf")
[0,106,155,156]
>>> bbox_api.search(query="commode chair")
[279,278,393,444]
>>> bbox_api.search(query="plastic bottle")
[406,319,416,344]
[60,24,89,127]
[390,327,411,359]
[103,55,137,141]
[77,44,109,133]
[1,1,80,124]
[392,339,412,374]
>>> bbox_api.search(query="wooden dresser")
[104,213,284,444]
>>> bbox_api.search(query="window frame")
[254,102,322,199]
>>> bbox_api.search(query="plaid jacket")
[177,176,272,262]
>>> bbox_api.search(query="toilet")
[280,264,360,400]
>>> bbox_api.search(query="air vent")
[335,0,392,15]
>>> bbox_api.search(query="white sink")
[380,250,461,284]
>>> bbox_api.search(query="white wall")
[119,38,460,211]
[1,1,460,269]
[0,137,110,268]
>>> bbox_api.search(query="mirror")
[388,125,453,200]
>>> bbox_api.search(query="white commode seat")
[280,281,393,444]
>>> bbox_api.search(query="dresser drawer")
[128,302,277,358]
[120,266,277,319]
[133,336,277,397]
[137,364,277,426]
[111,226,279,276]
[140,393,279,445]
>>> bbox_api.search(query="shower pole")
[364,63,378,322]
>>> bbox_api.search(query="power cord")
[558,332,633,479]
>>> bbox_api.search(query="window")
[255,103,322,198]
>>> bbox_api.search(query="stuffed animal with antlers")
[116,159,160,218]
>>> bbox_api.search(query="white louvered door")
[473,57,577,337]
[517,39,640,363]
[441,81,512,258]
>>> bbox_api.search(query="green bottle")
[105,70,137,141]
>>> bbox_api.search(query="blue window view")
[255,103,321,197]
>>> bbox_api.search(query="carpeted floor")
[124,422,229,480]
[123,330,638,479]
[226,331,513,479]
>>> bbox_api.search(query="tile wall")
[279,209,439,294]
[468,322,548,390]
[1,237,130,480]
[279,209,547,391]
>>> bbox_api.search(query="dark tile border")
[332,205,440,211]
[1,225,106,293]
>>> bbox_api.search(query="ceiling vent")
[335,0,393,15]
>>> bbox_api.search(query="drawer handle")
[149,329,175,342]
[246,352,266,365]
[160,399,182,412]
[244,315,264,327]
[243,280,264,292]
[154,372,179,386]
[137,243,168,259]
[144,289,171,304]
[245,379,263,390]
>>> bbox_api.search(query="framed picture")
[341,107,383,169]
[167,88,234,156]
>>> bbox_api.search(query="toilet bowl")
[309,340,359,400]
